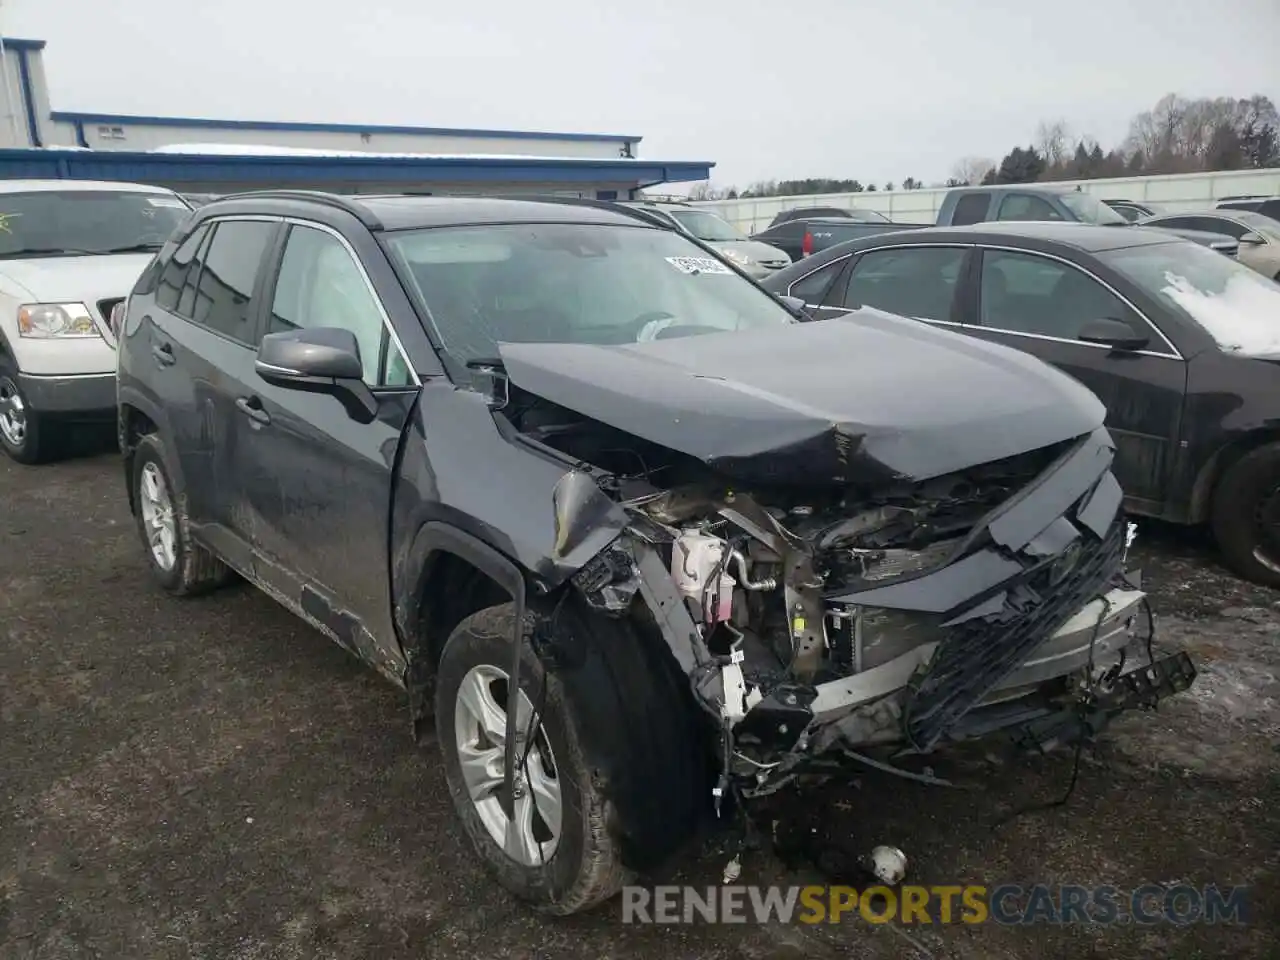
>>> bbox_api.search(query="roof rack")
[207,189,382,229]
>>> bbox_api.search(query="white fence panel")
[684,168,1280,234]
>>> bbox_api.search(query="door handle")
[151,341,175,366]
[235,396,271,425]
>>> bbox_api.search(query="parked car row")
[750,184,1247,262]
[758,219,1280,589]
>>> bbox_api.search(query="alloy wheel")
[139,461,178,571]
[453,663,563,866]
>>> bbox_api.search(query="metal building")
[0,37,713,199]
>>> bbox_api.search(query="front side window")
[0,190,190,259]
[383,222,795,368]
[841,246,966,321]
[190,220,275,343]
[269,224,409,385]
[1098,240,1280,356]
[978,249,1142,341]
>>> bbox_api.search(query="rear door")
[144,216,280,547]
[227,220,417,668]
[956,247,1187,511]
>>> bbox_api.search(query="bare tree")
[950,155,995,185]
[1035,119,1072,168]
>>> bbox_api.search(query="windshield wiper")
[0,247,95,259]
[99,242,165,254]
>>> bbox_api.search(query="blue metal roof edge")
[0,147,713,186]
[50,111,643,145]
[0,38,47,52]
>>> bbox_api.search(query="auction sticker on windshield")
[665,256,733,275]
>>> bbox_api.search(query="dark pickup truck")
[753,185,1240,261]
[750,217,928,259]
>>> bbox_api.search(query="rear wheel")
[1210,441,1280,589]
[434,597,706,914]
[131,433,234,595]
[0,357,56,464]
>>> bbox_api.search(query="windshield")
[667,209,747,242]
[0,190,191,258]
[1060,191,1129,225]
[1098,240,1280,355]
[385,222,795,366]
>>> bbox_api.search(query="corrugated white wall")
[691,168,1280,234]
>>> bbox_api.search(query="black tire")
[1210,440,1280,589]
[131,433,233,596]
[0,355,57,464]
[434,597,706,915]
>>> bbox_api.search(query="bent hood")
[496,309,1107,486]
[0,253,155,303]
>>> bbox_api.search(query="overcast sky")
[5,0,1278,189]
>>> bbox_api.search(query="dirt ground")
[2,436,1277,960]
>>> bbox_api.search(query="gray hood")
[496,308,1106,486]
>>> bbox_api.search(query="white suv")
[0,179,191,463]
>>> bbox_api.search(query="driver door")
[229,221,416,663]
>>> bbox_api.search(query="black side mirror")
[1077,317,1149,352]
[255,327,379,423]
[774,293,809,318]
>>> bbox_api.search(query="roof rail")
[480,193,679,229]
[206,189,382,229]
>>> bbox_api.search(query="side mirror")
[1077,317,1149,352]
[255,327,379,423]
[775,293,809,317]
[1239,231,1266,245]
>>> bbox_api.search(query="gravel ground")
[2,437,1277,960]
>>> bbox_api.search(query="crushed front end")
[564,425,1197,799]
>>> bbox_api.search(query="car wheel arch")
[118,400,176,516]
[397,521,530,741]
[1189,427,1280,524]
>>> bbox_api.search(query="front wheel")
[1210,441,1280,589]
[435,603,628,915]
[434,598,707,914]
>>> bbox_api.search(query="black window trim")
[260,216,420,389]
[971,244,1183,360]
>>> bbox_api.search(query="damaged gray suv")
[116,191,1196,914]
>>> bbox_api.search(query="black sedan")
[760,221,1280,588]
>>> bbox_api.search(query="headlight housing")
[718,247,751,266]
[17,303,101,339]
